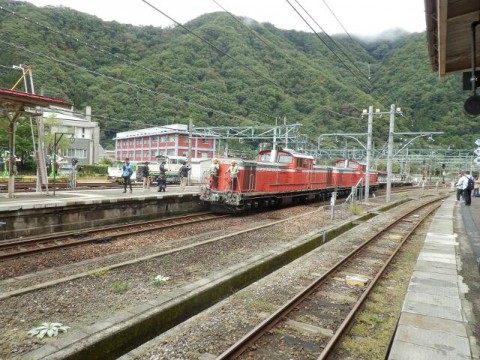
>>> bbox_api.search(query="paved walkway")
[388,195,480,359]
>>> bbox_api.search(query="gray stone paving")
[388,196,474,360]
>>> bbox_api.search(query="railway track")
[0,212,227,261]
[217,197,443,359]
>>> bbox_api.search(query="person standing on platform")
[158,161,167,192]
[142,162,150,190]
[179,161,190,191]
[122,158,133,194]
[458,171,474,206]
[209,158,220,189]
[456,173,464,201]
[225,160,239,191]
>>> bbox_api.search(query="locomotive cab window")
[258,153,270,162]
[296,158,309,168]
[278,154,293,164]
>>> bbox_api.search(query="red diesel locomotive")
[200,148,379,213]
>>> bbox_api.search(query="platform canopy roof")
[425,0,480,77]
[0,88,71,115]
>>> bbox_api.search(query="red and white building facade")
[114,124,217,162]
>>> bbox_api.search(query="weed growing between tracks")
[333,214,432,359]
[345,203,364,215]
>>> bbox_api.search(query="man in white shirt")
[457,171,474,206]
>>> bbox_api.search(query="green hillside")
[0,0,473,154]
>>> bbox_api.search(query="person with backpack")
[459,171,474,206]
[158,161,167,192]
[142,162,150,190]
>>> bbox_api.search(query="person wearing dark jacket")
[142,162,150,190]
[158,161,167,192]
[179,161,190,191]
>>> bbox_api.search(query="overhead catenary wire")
[1,2,366,124]
[139,0,319,103]
[291,0,371,86]
[2,1,377,135]
[320,0,355,43]
[0,5,277,121]
[310,0,412,121]
[0,33,263,125]
[286,0,370,90]
[210,0,366,120]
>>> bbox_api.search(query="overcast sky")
[20,0,426,37]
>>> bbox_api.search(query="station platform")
[0,184,204,239]
[388,195,480,359]
[0,184,201,212]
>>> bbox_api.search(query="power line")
[1,2,367,123]
[0,4,277,120]
[210,0,365,120]
[141,0,371,122]
[1,2,370,128]
[292,0,371,85]
[320,0,355,43]
[0,33,264,125]
[287,0,414,129]
[286,0,370,90]
[140,0,305,99]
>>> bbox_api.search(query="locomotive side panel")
[310,166,332,189]
[241,164,256,192]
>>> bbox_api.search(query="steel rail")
[317,201,442,359]
[216,196,445,359]
[0,213,227,260]
[1,207,333,300]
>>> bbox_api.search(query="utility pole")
[188,119,193,186]
[364,104,403,203]
[365,106,373,199]
[386,104,396,203]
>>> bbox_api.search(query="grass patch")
[112,282,129,293]
[346,203,364,215]
[92,269,109,278]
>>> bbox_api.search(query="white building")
[43,106,100,165]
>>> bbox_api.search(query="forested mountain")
[0,0,474,152]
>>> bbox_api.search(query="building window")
[202,138,209,145]
[67,149,87,159]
